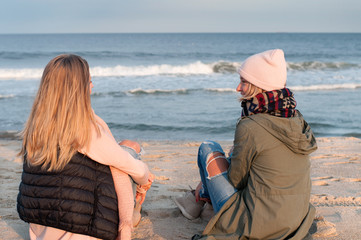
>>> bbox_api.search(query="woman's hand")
[195,181,202,202]
[135,172,155,204]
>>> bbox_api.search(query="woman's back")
[232,112,316,239]
[18,152,119,240]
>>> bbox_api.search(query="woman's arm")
[80,114,149,185]
[228,120,257,190]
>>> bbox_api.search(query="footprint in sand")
[312,176,333,180]
[313,177,361,183]
[183,142,200,147]
[155,175,170,181]
[143,208,181,218]
[168,188,189,193]
[143,154,165,159]
[309,216,338,238]
[324,161,356,165]
[312,181,329,186]
[312,176,333,186]
[151,166,164,172]
[349,178,361,182]
[311,195,361,206]
[311,155,330,160]
[151,195,170,200]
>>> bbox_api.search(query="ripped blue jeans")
[198,140,237,213]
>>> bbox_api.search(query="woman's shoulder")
[93,111,107,127]
[235,114,281,139]
[236,115,263,129]
[238,113,291,128]
[234,116,263,142]
[92,111,113,136]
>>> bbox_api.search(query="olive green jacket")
[194,111,317,240]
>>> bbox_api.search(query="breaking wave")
[290,83,361,91]
[1,60,360,80]
[0,61,238,80]
[287,61,360,71]
[0,68,43,80]
[127,88,191,95]
[91,84,361,98]
[92,88,238,97]
[206,88,236,93]
[0,94,15,99]
[107,122,235,134]
[0,131,20,140]
[90,61,239,77]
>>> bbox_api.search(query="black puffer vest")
[17,152,119,240]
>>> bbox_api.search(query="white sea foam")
[0,62,217,80]
[91,61,214,77]
[206,88,236,93]
[0,94,15,99]
[127,88,238,95]
[96,88,236,96]
[127,88,189,95]
[290,83,361,91]
[0,61,238,80]
[0,68,43,80]
[0,60,360,80]
[287,61,360,71]
[122,84,361,95]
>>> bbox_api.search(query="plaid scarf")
[241,88,297,118]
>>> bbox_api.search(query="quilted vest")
[17,152,119,240]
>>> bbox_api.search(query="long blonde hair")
[20,54,97,171]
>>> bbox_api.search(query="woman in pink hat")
[175,49,317,240]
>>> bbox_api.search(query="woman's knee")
[119,140,142,160]
[198,141,214,167]
[197,141,224,169]
[119,139,141,153]
[206,152,229,178]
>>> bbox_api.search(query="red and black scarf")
[241,88,297,118]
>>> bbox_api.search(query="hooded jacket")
[194,110,317,240]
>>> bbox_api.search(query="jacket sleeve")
[228,119,257,190]
[80,114,150,185]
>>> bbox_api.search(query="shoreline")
[1,137,360,239]
[1,130,361,142]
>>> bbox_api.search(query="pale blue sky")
[1,0,360,34]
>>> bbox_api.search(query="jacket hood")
[247,111,317,155]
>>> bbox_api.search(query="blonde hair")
[240,77,266,101]
[19,54,98,171]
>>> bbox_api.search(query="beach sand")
[1,137,360,239]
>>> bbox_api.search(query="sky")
[1,0,361,34]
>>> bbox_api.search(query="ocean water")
[0,33,361,141]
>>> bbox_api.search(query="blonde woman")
[17,54,153,240]
[175,49,317,240]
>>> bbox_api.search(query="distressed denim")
[197,140,237,213]
[120,145,142,160]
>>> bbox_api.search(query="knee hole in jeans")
[206,153,229,178]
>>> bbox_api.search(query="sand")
[0,137,360,239]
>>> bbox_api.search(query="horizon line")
[1,31,361,35]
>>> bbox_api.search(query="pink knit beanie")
[238,49,287,91]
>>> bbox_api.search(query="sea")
[0,33,361,141]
